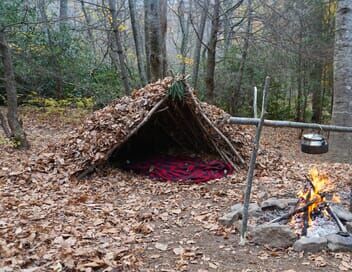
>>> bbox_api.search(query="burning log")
[269,198,319,224]
[265,168,349,242]
[301,190,311,236]
[305,175,315,191]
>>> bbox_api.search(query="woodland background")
[2,1,352,270]
[0,0,336,121]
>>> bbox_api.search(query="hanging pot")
[301,133,328,154]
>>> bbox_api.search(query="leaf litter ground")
[0,109,351,271]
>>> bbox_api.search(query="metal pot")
[301,133,328,154]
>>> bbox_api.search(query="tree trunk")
[192,0,209,89]
[144,0,151,82]
[295,28,303,122]
[177,0,188,74]
[128,0,147,86]
[148,0,163,81]
[80,0,96,55]
[37,0,64,98]
[230,0,252,114]
[302,63,308,121]
[330,0,352,161]
[311,63,323,123]
[160,0,168,76]
[0,110,11,138]
[205,0,220,102]
[59,0,68,33]
[108,0,130,94]
[0,31,29,149]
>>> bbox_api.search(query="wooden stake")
[240,76,270,245]
[350,189,352,212]
[253,86,258,118]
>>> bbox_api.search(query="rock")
[346,222,352,233]
[331,205,352,222]
[233,220,254,233]
[261,198,297,210]
[230,203,243,212]
[155,242,168,251]
[230,203,262,216]
[251,223,297,248]
[219,203,262,226]
[257,191,268,200]
[218,210,241,227]
[293,236,327,252]
[326,234,352,251]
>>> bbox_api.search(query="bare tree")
[146,0,167,81]
[205,0,220,101]
[37,0,64,98]
[230,0,252,114]
[160,0,168,75]
[192,0,209,89]
[295,20,304,122]
[330,0,352,161]
[175,0,192,74]
[108,0,130,94]
[128,0,147,86]
[80,0,96,55]
[0,30,29,149]
[59,0,68,33]
[144,0,151,82]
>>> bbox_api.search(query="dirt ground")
[0,108,351,271]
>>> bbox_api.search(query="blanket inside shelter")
[122,155,233,183]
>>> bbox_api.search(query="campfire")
[219,168,352,251]
[288,168,345,238]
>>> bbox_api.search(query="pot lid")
[303,133,324,141]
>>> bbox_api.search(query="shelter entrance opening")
[108,99,234,183]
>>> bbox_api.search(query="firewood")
[325,203,349,234]
[269,198,319,224]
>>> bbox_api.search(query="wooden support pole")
[240,76,270,245]
[228,117,352,133]
[253,86,258,118]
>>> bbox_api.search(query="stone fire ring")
[219,198,352,252]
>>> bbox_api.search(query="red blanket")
[122,155,233,183]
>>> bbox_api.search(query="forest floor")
[0,108,352,272]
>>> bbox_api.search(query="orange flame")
[296,168,335,226]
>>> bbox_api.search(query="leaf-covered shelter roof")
[27,77,253,182]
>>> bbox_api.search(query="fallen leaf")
[314,256,327,267]
[93,218,105,226]
[171,208,182,214]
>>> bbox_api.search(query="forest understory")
[0,108,351,271]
